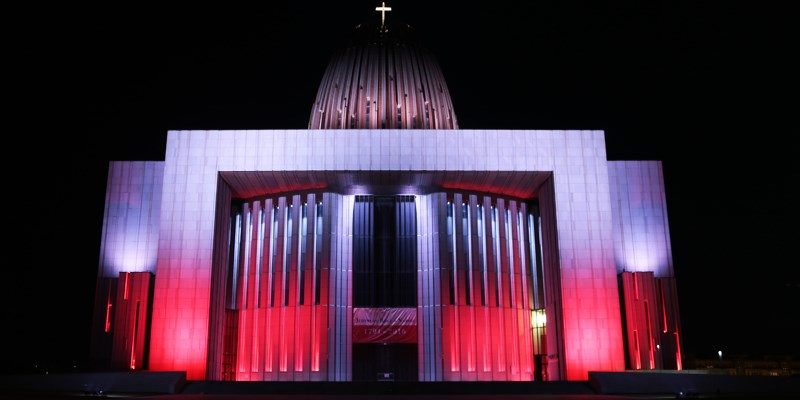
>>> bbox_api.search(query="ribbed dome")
[309,22,458,130]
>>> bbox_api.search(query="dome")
[308,20,458,130]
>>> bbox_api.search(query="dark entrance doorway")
[353,195,418,381]
[353,343,418,382]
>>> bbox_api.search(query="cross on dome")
[375,2,392,28]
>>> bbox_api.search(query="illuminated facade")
[90,11,682,382]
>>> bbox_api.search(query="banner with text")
[352,307,417,343]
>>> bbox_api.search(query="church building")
[90,4,682,382]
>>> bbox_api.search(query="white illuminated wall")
[98,161,164,278]
[146,129,626,380]
[608,161,674,277]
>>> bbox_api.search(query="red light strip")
[659,281,668,333]
[644,300,655,369]
[280,308,287,372]
[130,301,140,370]
[104,304,112,332]
[633,330,641,370]
[450,309,459,372]
[311,307,319,372]
[674,331,683,371]
[104,285,112,333]
[123,272,130,300]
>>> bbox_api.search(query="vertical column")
[295,194,315,381]
[416,194,445,381]
[509,201,533,380]
[468,195,491,381]
[235,203,253,380]
[246,202,261,378]
[263,200,278,380]
[325,193,354,381]
[318,194,333,379]
[440,196,459,381]
[325,193,339,379]
[454,193,475,379]
[271,197,287,377]
[257,198,274,380]
[416,195,429,380]
[538,177,566,381]
[312,197,329,380]
[441,197,456,380]
[530,206,546,309]
[342,195,354,381]
[484,197,506,381]
[496,199,517,380]
[300,194,315,380]
[206,177,233,380]
[517,203,533,379]
[280,195,300,380]
[508,202,522,380]
[251,201,264,380]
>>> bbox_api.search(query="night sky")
[5,1,797,373]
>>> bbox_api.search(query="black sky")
[6,1,797,373]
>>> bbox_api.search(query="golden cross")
[375,2,392,27]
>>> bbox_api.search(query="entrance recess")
[353,195,418,381]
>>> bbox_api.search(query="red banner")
[352,308,417,343]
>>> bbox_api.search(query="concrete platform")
[589,370,800,395]
[1,371,798,399]
[0,371,186,396]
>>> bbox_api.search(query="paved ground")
[0,393,795,400]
